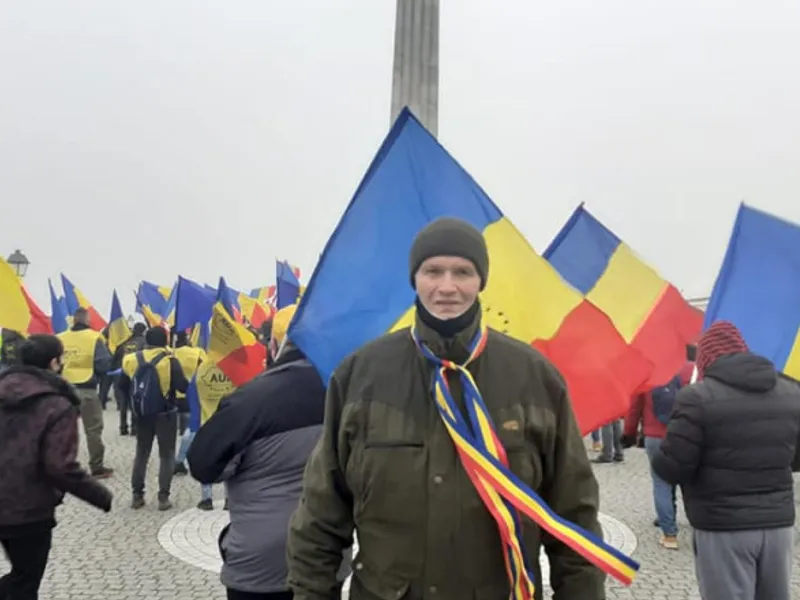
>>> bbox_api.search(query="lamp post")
[7,249,30,278]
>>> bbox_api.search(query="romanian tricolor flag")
[208,283,266,386]
[61,274,107,331]
[21,285,52,335]
[136,281,173,327]
[250,286,275,305]
[49,280,69,334]
[237,293,273,328]
[544,204,703,387]
[0,258,35,334]
[289,109,652,433]
[276,260,301,309]
[705,203,800,379]
[107,290,131,353]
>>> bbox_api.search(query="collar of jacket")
[413,302,482,364]
[71,323,91,332]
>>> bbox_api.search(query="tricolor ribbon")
[412,325,639,597]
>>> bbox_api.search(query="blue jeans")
[590,429,600,443]
[176,430,212,502]
[644,436,678,536]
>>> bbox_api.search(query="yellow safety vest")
[122,347,173,398]
[173,346,206,381]
[195,361,237,426]
[59,329,102,385]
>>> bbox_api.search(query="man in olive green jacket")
[287,217,605,600]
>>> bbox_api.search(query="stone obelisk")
[390,0,440,136]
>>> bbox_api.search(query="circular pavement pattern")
[159,509,637,594]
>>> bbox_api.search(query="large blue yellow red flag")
[544,204,702,387]
[49,280,69,334]
[107,290,131,353]
[705,203,800,379]
[0,258,33,334]
[289,108,652,433]
[207,284,266,386]
[60,274,107,331]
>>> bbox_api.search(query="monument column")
[390,0,440,136]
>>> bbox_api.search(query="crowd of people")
[1,217,800,600]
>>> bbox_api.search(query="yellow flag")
[0,259,30,333]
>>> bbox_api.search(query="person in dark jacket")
[118,327,189,511]
[111,322,146,435]
[286,217,607,600]
[187,324,349,600]
[0,334,112,599]
[652,321,800,600]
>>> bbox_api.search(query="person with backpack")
[118,327,189,511]
[621,350,695,550]
[111,322,147,435]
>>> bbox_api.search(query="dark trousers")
[226,590,292,600]
[114,380,136,434]
[98,374,113,409]
[131,412,177,499]
[0,530,53,600]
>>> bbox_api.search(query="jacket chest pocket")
[347,399,428,525]
[494,404,544,493]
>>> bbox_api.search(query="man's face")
[415,256,481,319]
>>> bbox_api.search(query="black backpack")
[130,352,170,418]
[651,375,682,425]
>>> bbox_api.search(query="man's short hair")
[20,335,64,369]
[73,307,89,322]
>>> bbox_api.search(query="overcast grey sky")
[2,1,800,315]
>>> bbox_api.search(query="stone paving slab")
[2,409,800,599]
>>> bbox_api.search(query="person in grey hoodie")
[188,339,350,600]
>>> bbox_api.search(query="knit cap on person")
[145,327,168,348]
[696,321,749,378]
[408,217,489,290]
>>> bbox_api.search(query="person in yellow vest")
[118,327,189,511]
[175,358,237,510]
[58,307,114,478]
[172,330,206,442]
[110,322,147,436]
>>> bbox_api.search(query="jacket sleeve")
[623,393,644,438]
[539,369,605,600]
[169,357,190,396]
[187,382,264,484]
[651,387,704,485]
[93,340,112,377]
[286,371,355,600]
[42,405,113,511]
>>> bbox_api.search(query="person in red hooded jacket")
[622,346,694,551]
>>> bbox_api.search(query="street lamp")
[7,250,30,278]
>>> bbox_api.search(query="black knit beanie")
[145,327,168,348]
[409,217,489,290]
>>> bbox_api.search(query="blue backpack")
[651,375,682,424]
[130,351,170,418]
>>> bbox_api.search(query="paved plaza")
[4,409,800,599]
